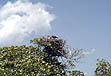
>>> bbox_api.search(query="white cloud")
[0,0,55,46]
[82,49,96,55]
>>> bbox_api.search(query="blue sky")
[0,0,111,76]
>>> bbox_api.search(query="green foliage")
[0,35,85,76]
[0,45,65,76]
[70,71,85,76]
[95,59,111,76]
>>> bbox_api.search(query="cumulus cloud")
[82,49,96,55]
[0,0,55,46]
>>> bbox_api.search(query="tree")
[30,36,83,68]
[0,45,66,76]
[30,35,85,76]
[0,35,84,76]
[95,59,111,76]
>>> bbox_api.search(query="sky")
[0,0,111,76]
